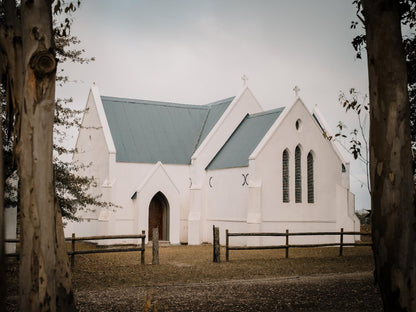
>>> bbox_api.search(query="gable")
[101,96,234,164]
[75,89,114,157]
[250,97,348,169]
[206,107,284,170]
[190,87,264,179]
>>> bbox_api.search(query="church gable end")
[206,108,284,170]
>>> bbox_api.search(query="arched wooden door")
[148,192,169,241]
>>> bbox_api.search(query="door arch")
[148,192,169,241]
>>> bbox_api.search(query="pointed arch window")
[282,150,289,203]
[295,145,302,203]
[307,152,314,203]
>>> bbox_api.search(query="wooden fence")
[5,232,147,267]
[224,228,372,262]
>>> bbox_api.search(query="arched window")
[307,152,314,203]
[295,145,302,203]
[282,150,289,203]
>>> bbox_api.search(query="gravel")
[6,244,382,311]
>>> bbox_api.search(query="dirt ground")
[6,244,382,311]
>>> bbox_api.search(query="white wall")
[68,156,190,244]
[188,87,263,244]
[67,89,359,247]
[191,87,263,181]
[65,90,111,238]
[250,98,357,244]
[129,162,182,245]
[204,167,249,244]
[5,207,17,254]
[200,98,359,246]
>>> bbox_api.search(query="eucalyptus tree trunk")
[362,0,416,310]
[0,0,76,310]
[0,84,5,312]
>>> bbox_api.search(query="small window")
[307,152,314,203]
[295,145,302,203]
[342,164,346,173]
[295,119,302,131]
[282,150,289,203]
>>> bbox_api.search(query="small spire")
[241,74,248,86]
[293,85,300,97]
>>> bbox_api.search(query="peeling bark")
[55,200,76,311]
[0,70,5,312]
[362,0,416,310]
[0,0,76,311]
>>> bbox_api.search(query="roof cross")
[293,85,300,97]
[241,74,248,86]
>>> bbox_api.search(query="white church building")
[64,84,360,245]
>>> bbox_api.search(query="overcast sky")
[58,0,371,211]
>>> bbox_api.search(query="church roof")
[206,107,284,170]
[101,96,234,164]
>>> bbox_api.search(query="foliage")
[52,16,112,221]
[351,0,416,173]
[337,89,369,159]
[336,88,371,194]
[356,209,371,225]
[1,0,111,221]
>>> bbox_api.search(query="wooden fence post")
[141,230,145,265]
[212,225,215,262]
[285,229,289,258]
[71,233,75,268]
[339,228,344,256]
[213,226,220,263]
[152,228,159,265]
[226,229,229,262]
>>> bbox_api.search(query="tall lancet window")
[295,145,302,203]
[282,150,289,203]
[307,152,314,203]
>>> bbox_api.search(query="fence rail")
[225,228,371,261]
[5,232,147,267]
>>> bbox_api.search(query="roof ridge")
[192,109,211,156]
[248,107,285,118]
[204,96,235,107]
[101,95,209,110]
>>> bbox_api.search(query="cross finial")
[241,74,248,86]
[293,85,300,97]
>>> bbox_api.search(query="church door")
[148,192,169,241]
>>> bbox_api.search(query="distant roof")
[101,96,234,164]
[206,108,284,170]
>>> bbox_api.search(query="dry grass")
[6,244,374,293]
[6,244,379,311]
[67,244,374,291]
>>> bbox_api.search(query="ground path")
[75,271,382,312]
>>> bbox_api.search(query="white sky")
[57,0,371,211]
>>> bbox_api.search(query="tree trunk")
[0,81,5,312]
[0,1,76,311]
[55,200,76,311]
[362,0,416,310]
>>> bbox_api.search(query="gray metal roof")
[206,107,284,170]
[101,96,234,164]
